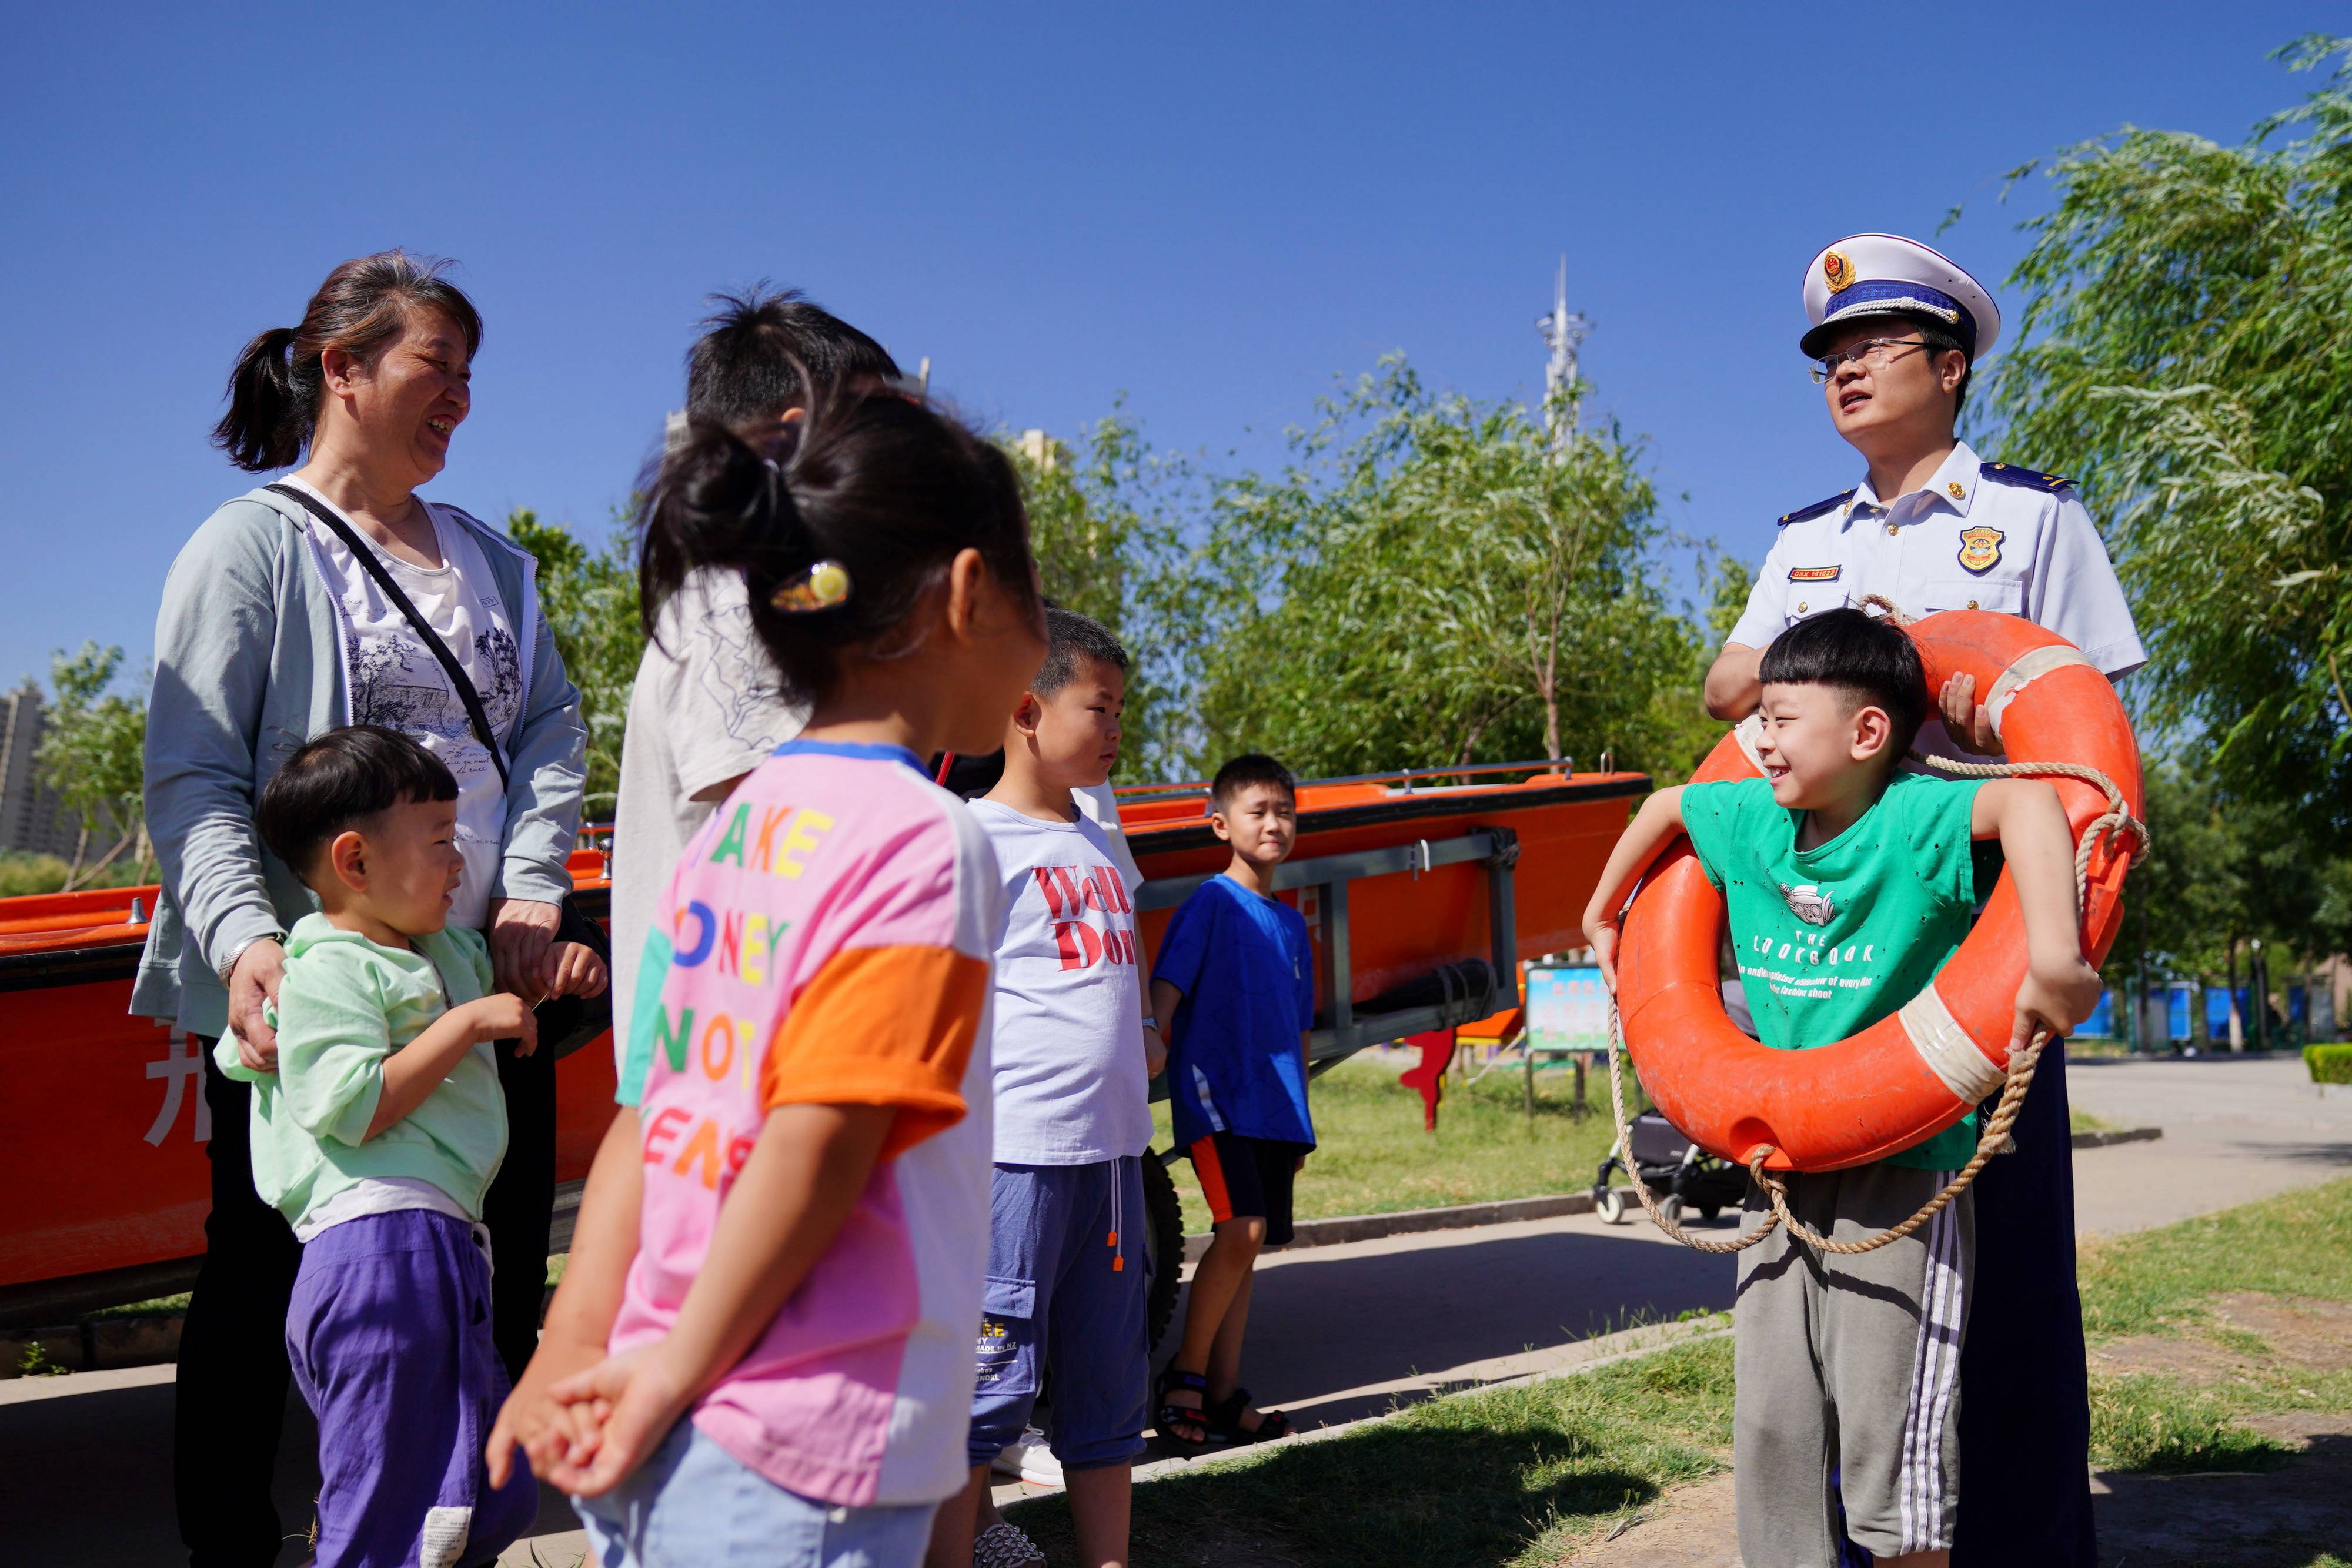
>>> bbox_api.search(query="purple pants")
[286,1208,539,1568]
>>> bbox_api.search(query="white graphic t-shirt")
[968,798,1152,1165]
[288,476,521,933]
[610,569,806,1078]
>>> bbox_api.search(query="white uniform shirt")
[1728,440,2146,679]
[609,569,805,1078]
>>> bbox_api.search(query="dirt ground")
[1554,1473,1742,1566]
[1561,1454,2352,1568]
[2091,1427,2352,1568]
[2087,1292,2352,1381]
[2084,1293,2352,1567]
[1558,1298,2352,1568]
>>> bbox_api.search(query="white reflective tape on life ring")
[1900,985,2007,1104]
[1984,644,2094,738]
[1732,711,1768,777]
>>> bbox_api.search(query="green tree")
[506,509,644,817]
[1000,414,1193,778]
[2107,752,2352,1047]
[1702,553,1756,647]
[1984,35,2352,835]
[34,642,149,890]
[1180,358,1710,780]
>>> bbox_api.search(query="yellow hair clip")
[771,560,853,613]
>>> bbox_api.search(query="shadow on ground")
[1014,1417,1668,1568]
[1210,1223,1737,1427]
[0,1379,577,1568]
[2093,1428,2352,1567]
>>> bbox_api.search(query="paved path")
[9,1052,2347,1566]
[1148,1054,2352,1439]
[2065,1052,2352,1235]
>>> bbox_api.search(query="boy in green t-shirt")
[1582,608,2100,1567]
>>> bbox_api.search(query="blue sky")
[2,3,2338,697]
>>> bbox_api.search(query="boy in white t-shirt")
[610,288,904,1080]
[926,610,1157,1568]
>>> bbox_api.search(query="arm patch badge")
[1787,566,1842,582]
[1957,525,2004,575]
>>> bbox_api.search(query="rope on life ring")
[1603,993,2040,1256]
[1859,591,2152,912]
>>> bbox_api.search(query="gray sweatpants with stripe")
[1734,1164,1973,1566]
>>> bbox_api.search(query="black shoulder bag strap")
[268,482,612,1054]
[268,482,513,789]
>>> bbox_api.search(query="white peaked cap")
[1800,234,2002,361]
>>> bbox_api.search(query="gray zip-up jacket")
[133,486,588,1037]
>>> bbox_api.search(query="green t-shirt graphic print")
[1680,771,1986,1171]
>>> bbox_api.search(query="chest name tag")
[1786,565,1842,583]
[1957,526,2005,576]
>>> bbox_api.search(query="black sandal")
[1155,1367,1215,1455]
[1207,1386,1293,1444]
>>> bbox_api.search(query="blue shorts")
[967,1158,1150,1472]
[575,1420,936,1568]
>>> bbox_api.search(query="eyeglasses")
[1810,338,1933,384]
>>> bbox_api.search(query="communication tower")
[1536,254,1590,442]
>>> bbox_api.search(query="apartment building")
[0,683,81,859]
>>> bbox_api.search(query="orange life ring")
[1615,609,2143,1172]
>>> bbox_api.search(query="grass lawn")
[1150,1054,1628,1226]
[1016,1179,2352,1566]
[2075,1176,2352,1476]
[2078,1177,2352,1337]
[1148,1049,2139,1231]
[83,1292,189,1319]
[1009,1334,1735,1568]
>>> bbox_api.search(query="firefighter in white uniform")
[1706,233,2146,752]
[1702,233,2141,1567]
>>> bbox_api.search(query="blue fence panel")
[2079,989,2115,1038]
[2206,986,2232,1038]
[2166,983,2193,1042]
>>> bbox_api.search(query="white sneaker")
[989,1426,1064,1486]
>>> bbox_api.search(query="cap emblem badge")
[1823,250,1855,294]
[1957,526,2004,576]
[1779,882,1836,926]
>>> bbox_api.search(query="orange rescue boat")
[0,760,1646,1322]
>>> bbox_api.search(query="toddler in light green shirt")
[220,914,512,1238]
[216,724,603,1568]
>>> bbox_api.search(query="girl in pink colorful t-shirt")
[487,393,1047,1568]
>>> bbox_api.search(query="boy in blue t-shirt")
[1148,752,1314,1452]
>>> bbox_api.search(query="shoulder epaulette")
[1977,462,2074,493]
[1776,488,1856,527]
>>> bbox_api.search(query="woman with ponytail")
[487,394,1047,1568]
[139,250,591,1567]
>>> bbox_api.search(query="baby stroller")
[1592,1108,1750,1228]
